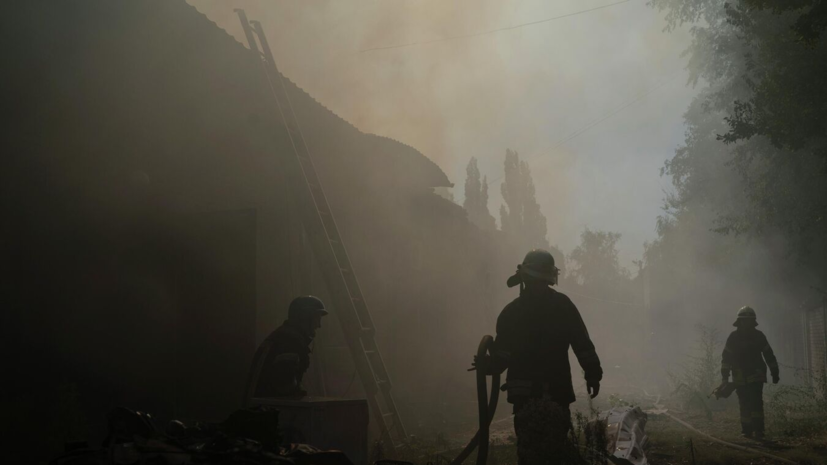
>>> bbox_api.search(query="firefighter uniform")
[496,287,603,406]
[494,250,602,464]
[721,306,779,438]
[245,297,327,400]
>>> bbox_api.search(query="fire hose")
[450,335,500,465]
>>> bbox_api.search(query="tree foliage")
[463,157,496,230]
[568,228,631,292]
[500,149,548,250]
[648,0,827,274]
[742,0,827,45]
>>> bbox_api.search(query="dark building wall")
[2,1,510,458]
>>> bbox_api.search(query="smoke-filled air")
[3,1,827,464]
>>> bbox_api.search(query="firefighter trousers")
[513,397,573,465]
[735,382,764,435]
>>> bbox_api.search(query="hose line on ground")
[450,335,500,465]
[643,392,799,465]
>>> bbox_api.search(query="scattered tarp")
[50,407,354,465]
[598,406,649,465]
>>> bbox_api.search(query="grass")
[376,398,827,465]
[644,406,827,465]
[376,400,609,465]
[379,325,827,465]
[765,367,827,439]
[667,325,721,420]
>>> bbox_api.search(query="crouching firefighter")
[244,296,328,402]
[721,306,779,439]
[478,250,603,464]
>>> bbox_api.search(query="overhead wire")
[355,0,683,210]
[355,0,673,186]
[359,0,632,53]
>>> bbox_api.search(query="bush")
[766,366,827,437]
[667,324,720,417]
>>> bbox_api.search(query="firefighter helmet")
[288,296,328,321]
[733,306,758,327]
[507,249,560,287]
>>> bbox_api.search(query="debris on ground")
[597,406,649,465]
[50,406,355,465]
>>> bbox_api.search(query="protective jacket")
[721,327,779,385]
[246,321,312,400]
[494,286,602,405]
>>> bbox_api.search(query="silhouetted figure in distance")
[721,306,779,439]
[245,296,327,401]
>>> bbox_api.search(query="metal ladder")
[236,10,407,450]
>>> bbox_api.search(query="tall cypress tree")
[500,149,548,249]
[463,157,495,230]
[464,157,481,213]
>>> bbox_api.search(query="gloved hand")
[772,374,780,384]
[470,354,493,375]
[587,380,600,399]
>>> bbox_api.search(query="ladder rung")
[244,14,407,445]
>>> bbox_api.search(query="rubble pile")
[51,407,354,465]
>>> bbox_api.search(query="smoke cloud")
[188,0,697,267]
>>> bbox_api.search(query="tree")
[463,157,496,230]
[649,0,827,279]
[568,228,631,293]
[500,149,548,249]
[741,0,827,45]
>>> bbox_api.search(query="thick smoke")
[188,0,697,267]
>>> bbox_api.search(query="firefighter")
[721,306,780,439]
[484,249,603,464]
[245,296,328,401]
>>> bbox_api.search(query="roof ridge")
[369,134,419,152]
[179,0,353,136]
[180,1,245,46]
[180,0,449,186]
[279,73,360,134]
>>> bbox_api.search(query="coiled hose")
[450,335,500,465]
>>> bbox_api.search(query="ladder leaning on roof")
[235,10,407,451]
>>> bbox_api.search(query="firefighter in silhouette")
[245,296,328,401]
[721,306,779,439]
[481,249,602,464]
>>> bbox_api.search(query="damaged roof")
[4,0,451,211]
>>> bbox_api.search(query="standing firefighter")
[483,250,603,464]
[721,306,780,439]
[245,296,328,401]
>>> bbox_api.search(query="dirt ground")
[398,394,827,465]
[641,409,827,465]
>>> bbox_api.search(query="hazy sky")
[189,0,697,269]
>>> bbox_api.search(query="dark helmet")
[288,296,328,321]
[507,249,560,287]
[733,306,758,327]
